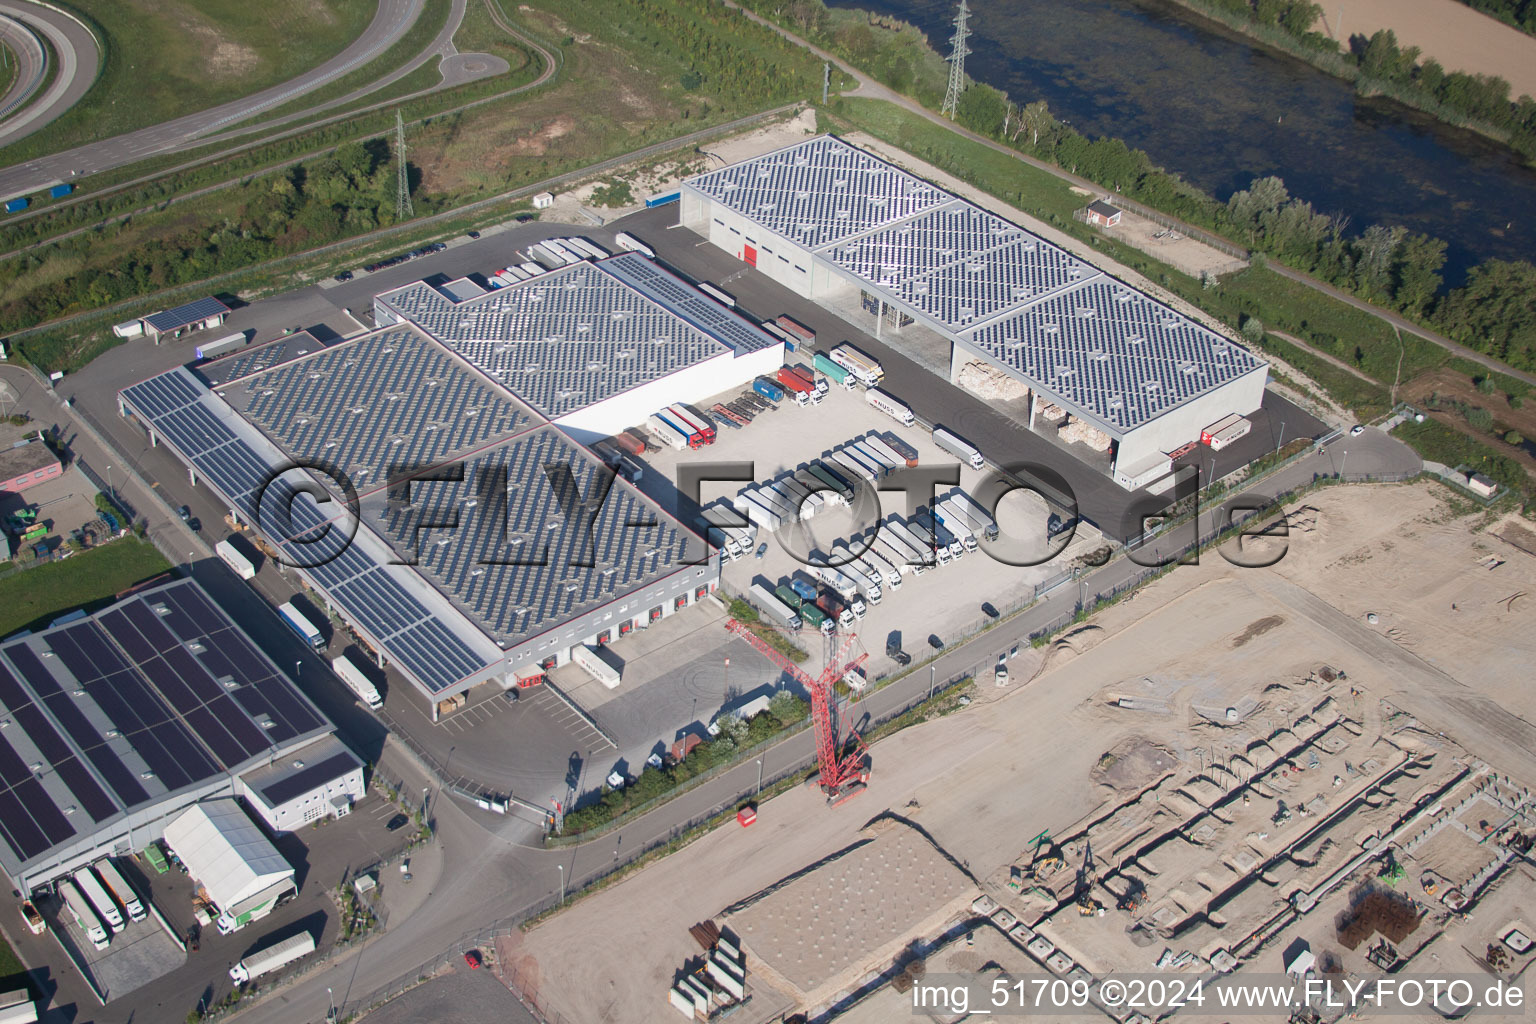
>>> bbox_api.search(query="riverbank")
[1165,0,1536,162]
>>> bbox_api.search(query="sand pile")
[957,361,1029,400]
[1062,418,1112,452]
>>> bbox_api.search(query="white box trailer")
[932,426,984,469]
[332,652,383,709]
[518,261,546,277]
[747,485,794,523]
[849,441,894,472]
[93,859,145,922]
[646,414,688,450]
[216,539,256,580]
[865,387,915,426]
[571,644,621,690]
[828,450,875,485]
[873,531,919,575]
[1206,415,1251,451]
[0,991,36,1024]
[196,332,249,360]
[733,493,783,533]
[862,546,902,589]
[112,319,146,339]
[862,433,916,469]
[934,499,978,551]
[749,583,801,630]
[837,444,884,478]
[831,544,881,603]
[229,931,316,984]
[613,232,655,258]
[73,867,123,934]
[946,491,999,541]
[887,519,938,565]
[57,879,108,950]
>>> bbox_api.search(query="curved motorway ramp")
[0,0,426,200]
[0,1,100,152]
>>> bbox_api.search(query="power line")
[940,0,971,121]
[395,110,413,222]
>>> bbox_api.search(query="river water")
[827,0,1536,284]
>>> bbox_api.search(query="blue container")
[644,192,680,207]
[50,184,73,198]
[4,198,28,213]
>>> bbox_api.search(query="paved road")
[0,0,426,198]
[0,0,99,152]
[0,12,47,120]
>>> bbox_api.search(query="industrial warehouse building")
[0,579,360,893]
[680,136,1269,488]
[162,798,295,931]
[117,252,762,706]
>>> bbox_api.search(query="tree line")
[1455,0,1536,35]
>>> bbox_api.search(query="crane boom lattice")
[723,619,870,802]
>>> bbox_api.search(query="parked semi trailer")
[932,426,985,469]
[750,583,801,630]
[229,931,316,985]
[216,539,256,580]
[332,652,384,709]
[645,414,689,451]
[812,351,854,389]
[864,388,915,426]
[946,491,999,541]
[830,344,883,386]
[860,434,914,469]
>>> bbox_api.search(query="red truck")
[666,404,716,445]
[610,432,646,456]
[775,315,815,346]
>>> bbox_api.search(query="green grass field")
[0,0,374,168]
[0,539,170,636]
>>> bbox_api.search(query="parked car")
[1350,424,1365,437]
[466,230,481,239]
[981,602,999,619]
[894,651,912,666]
[606,770,627,789]
[20,900,43,935]
[333,270,354,282]
[1047,513,1077,538]
[755,543,768,559]
[464,949,482,969]
[995,661,1009,686]
[646,752,664,769]
[928,634,944,650]
[385,813,410,832]
[177,505,191,522]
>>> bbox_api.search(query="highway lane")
[0,13,47,121]
[0,0,99,153]
[0,0,425,198]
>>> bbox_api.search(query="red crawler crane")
[723,619,871,804]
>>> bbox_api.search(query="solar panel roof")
[144,296,231,333]
[684,135,1266,434]
[685,135,950,250]
[369,425,693,646]
[0,579,331,874]
[219,327,535,490]
[118,369,506,697]
[375,255,775,419]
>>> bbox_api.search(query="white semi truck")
[229,931,316,985]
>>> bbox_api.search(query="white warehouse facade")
[681,136,1268,488]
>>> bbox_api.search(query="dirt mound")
[1231,615,1283,648]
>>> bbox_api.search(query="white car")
[606,770,627,789]
[1350,424,1365,437]
[995,662,1009,686]
[646,753,664,769]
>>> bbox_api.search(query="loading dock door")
[743,245,757,268]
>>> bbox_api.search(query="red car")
[464,950,482,970]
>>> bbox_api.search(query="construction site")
[505,479,1536,1023]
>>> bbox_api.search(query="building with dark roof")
[681,136,1269,489]
[1084,200,1123,227]
[0,578,357,891]
[237,734,363,832]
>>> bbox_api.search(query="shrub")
[1507,431,1525,446]
[1241,315,1265,342]
[769,691,807,726]
[1468,407,1495,431]
[1478,375,1498,395]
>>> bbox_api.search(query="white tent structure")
[163,799,295,930]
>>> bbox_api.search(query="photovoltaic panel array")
[685,135,949,250]
[0,579,332,870]
[197,337,310,387]
[376,262,736,419]
[595,253,781,355]
[374,426,690,646]
[965,277,1263,429]
[225,328,533,489]
[143,296,231,334]
[119,372,495,696]
[684,135,1267,435]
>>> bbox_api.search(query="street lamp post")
[1277,421,1286,452]
[557,864,565,904]
[756,759,763,795]
[326,987,336,1024]
[1341,449,1349,478]
[928,663,936,701]
[106,464,114,503]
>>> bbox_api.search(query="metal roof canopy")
[374,254,778,420]
[684,136,1265,435]
[143,296,230,334]
[162,798,292,911]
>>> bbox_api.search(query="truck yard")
[507,480,1536,1024]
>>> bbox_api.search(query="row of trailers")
[54,859,148,952]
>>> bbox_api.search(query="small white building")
[532,191,554,209]
[238,735,365,832]
[1467,471,1497,498]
